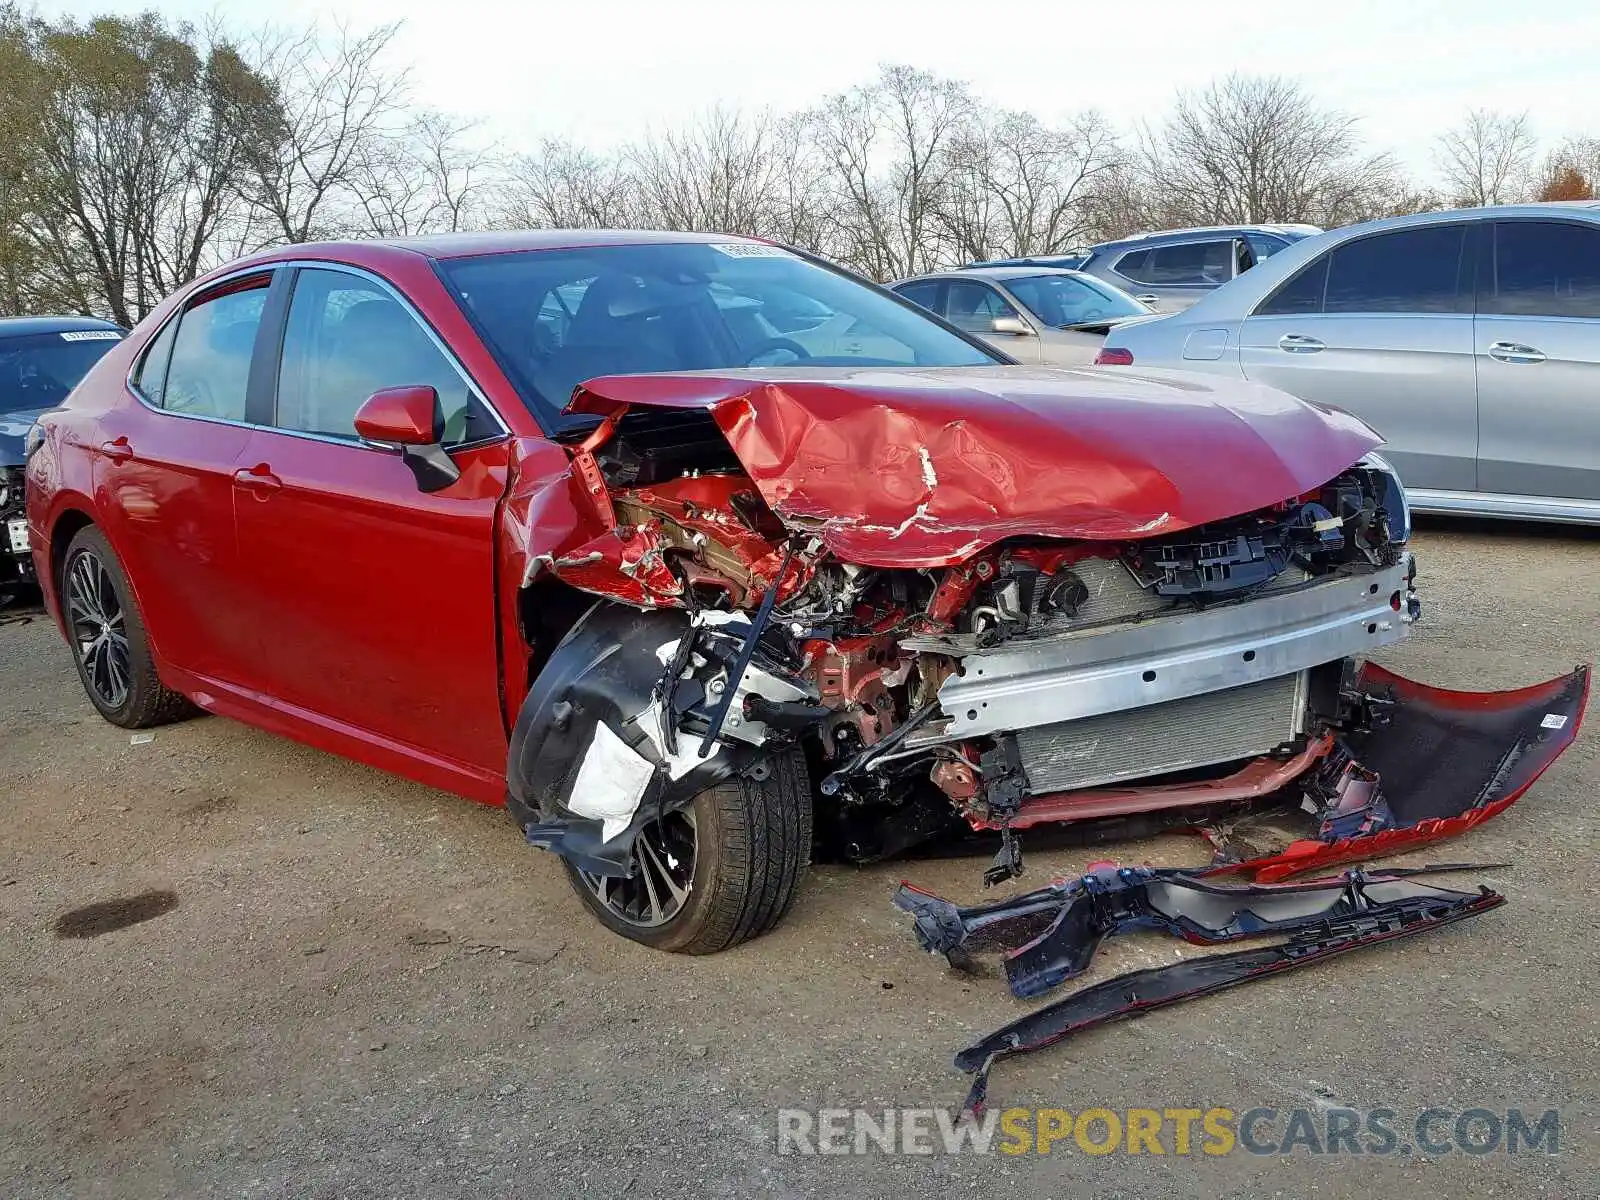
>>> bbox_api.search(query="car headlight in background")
[1358,451,1411,544]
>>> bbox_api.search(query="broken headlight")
[1358,452,1411,544]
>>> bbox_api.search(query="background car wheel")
[60,526,195,729]
[563,747,813,954]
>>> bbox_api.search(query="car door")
[94,271,279,685]
[1474,219,1600,500]
[1236,222,1478,491]
[940,279,1041,362]
[1104,238,1236,311]
[230,264,512,777]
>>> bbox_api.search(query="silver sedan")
[890,267,1157,366]
[1095,203,1600,524]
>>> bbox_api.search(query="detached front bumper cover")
[895,863,1502,1000]
[1201,662,1590,881]
[953,881,1505,1116]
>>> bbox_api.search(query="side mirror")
[353,385,460,494]
[354,385,442,446]
[990,316,1034,336]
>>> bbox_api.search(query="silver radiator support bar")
[932,555,1414,741]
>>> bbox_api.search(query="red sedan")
[24,231,1587,953]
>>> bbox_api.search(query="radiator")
[1014,671,1308,793]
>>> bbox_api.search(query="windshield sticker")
[708,243,795,259]
[59,330,122,342]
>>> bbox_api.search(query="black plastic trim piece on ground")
[953,884,1504,1116]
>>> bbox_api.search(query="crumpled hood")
[0,405,50,468]
[567,366,1381,568]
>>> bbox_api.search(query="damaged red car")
[24,231,1587,953]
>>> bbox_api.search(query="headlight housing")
[1357,452,1410,545]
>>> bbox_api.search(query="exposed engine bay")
[505,368,1585,893]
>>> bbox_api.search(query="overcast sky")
[35,0,1600,177]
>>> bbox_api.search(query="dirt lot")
[1,520,1596,1198]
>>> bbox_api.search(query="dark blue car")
[1,316,124,598]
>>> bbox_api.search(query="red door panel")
[231,429,511,777]
[93,405,252,683]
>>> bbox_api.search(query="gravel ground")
[0,519,1596,1198]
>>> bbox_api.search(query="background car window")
[1255,256,1331,316]
[162,284,267,421]
[276,268,486,445]
[942,280,1020,332]
[1487,222,1600,318]
[1323,225,1467,314]
[1115,240,1234,286]
[0,331,122,409]
[892,280,941,313]
[1245,233,1291,262]
[1004,274,1144,326]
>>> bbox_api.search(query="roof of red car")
[251,228,768,267]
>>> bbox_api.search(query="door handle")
[1277,333,1325,354]
[1134,294,1160,305]
[1487,340,1546,364]
[232,464,282,495]
[99,437,134,464]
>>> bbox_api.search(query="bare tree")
[807,65,974,278]
[1136,74,1401,230]
[1433,109,1536,206]
[938,109,1119,262]
[235,22,408,245]
[348,112,494,237]
[499,138,644,229]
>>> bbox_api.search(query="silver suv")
[1074,224,1322,311]
[1095,203,1600,524]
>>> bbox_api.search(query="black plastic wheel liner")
[953,885,1504,1116]
[507,602,766,877]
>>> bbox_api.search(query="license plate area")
[6,517,29,555]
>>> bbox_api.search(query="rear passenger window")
[160,282,269,421]
[893,280,941,313]
[1116,241,1234,286]
[275,268,489,446]
[132,314,179,400]
[1487,222,1600,318]
[1323,225,1467,314]
[1256,257,1330,316]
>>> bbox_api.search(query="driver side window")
[275,268,490,446]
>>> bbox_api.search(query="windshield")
[0,330,122,412]
[1003,274,1146,327]
[437,242,998,427]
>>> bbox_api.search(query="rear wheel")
[563,747,813,954]
[60,526,194,729]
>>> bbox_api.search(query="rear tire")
[60,526,195,729]
[564,747,813,954]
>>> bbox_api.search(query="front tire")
[564,747,813,954]
[60,526,194,729]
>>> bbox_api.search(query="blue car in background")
[0,316,124,600]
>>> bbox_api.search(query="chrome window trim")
[124,258,512,451]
